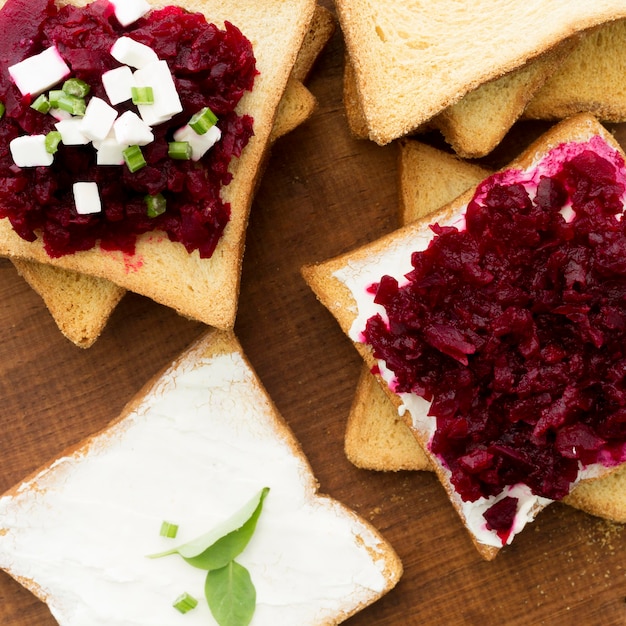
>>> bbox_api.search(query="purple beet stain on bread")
[0,0,257,259]
[362,135,626,545]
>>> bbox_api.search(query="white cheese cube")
[133,60,183,126]
[101,65,134,105]
[96,138,127,165]
[113,110,154,146]
[9,135,54,167]
[8,46,70,97]
[110,37,159,69]
[80,97,118,142]
[173,124,222,161]
[55,119,90,145]
[109,0,151,27]
[73,182,101,214]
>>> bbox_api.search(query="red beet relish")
[363,144,626,531]
[0,0,257,258]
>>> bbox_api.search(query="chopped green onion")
[62,78,91,98]
[31,94,51,114]
[0,102,6,119]
[49,90,86,116]
[173,592,198,614]
[45,131,62,155]
[131,86,154,105]
[159,520,178,538]
[188,106,218,135]
[123,145,147,173]
[145,193,167,217]
[168,141,192,161]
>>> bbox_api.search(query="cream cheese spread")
[0,341,391,625]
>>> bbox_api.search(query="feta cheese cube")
[109,0,151,27]
[113,110,154,146]
[134,60,183,126]
[110,37,159,69]
[8,46,70,97]
[73,182,101,214]
[55,119,91,145]
[173,124,222,161]
[96,138,127,165]
[9,135,54,167]
[80,97,118,142]
[102,65,134,105]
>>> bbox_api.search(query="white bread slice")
[346,139,626,524]
[11,260,125,348]
[430,45,572,158]
[335,0,626,145]
[0,328,402,625]
[342,42,570,157]
[0,0,317,330]
[525,18,626,122]
[303,114,626,559]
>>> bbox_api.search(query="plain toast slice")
[336,0,626,145]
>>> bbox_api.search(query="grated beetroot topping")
[363,142,626,533]
[0,0,257,258]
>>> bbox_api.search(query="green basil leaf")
[205,561,256,626]
[147,487,269,567]
[182,487,268,570]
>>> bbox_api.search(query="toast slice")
[4,3,333,348]
[430,45,572,158]
[347,139,626,523]
[342,39,570,157]
[303,114,626,559]
[0,0,317,330]
[335,0,626,145]
[0,328,402,624]
[525,18,626,122]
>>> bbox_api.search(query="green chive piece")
[168,141,192,161]
[173,592,198,614]
[45,131,62,155]
[159,520,178,538]
[62,78,91,98]
[131,86,154,105]
[145,193,167,217]
[0,102,5,119]
[31,94,51,114]
[123,145,147,173]
[49,90,86,116]
[188,106,218,135]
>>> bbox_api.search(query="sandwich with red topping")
[303,114,626,559]
[0,0,317,330]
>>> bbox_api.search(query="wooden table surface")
[1,3,626,624]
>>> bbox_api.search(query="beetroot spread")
[0,0,256,258]
[363,138,626,538]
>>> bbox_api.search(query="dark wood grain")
[1,3,626,624]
